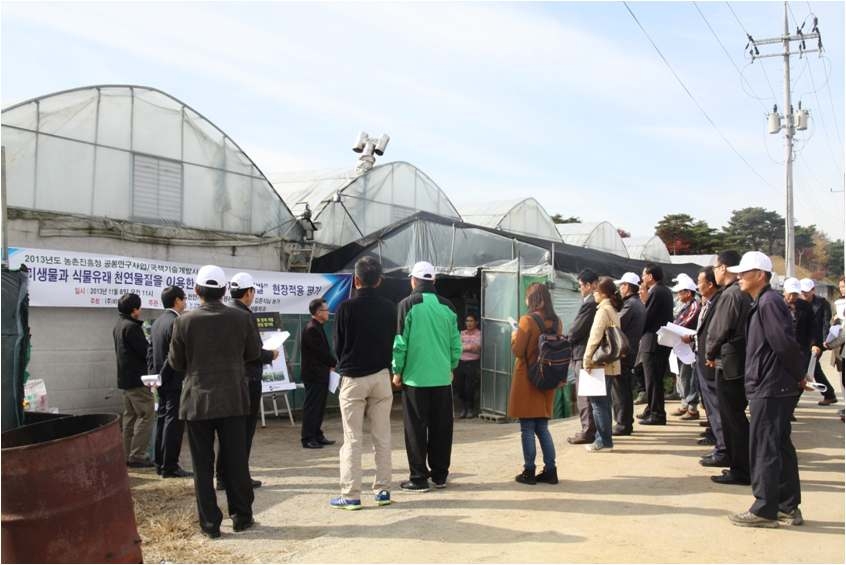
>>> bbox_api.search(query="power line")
[725,2,779,101]
[622,1,775,190]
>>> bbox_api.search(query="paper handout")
[804,356,828,393]
[577,368,607,397]
[261,331,290,352]
[329,371,341,394]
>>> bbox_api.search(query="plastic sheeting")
[625,235,672,263]
[556,221,629,257]
[274,161,461,253]
[2,268,29,432]
[1,86,300,239]
[460,198,562,243]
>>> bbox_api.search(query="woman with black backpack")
[508,283,562,485]
[583,276,624,452]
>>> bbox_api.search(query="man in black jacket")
[638,264,674,425]
[168,265,262,538]
[612,272,646,435]
[149,286,192,478]
[331,257,396,510]
[567,269,599,445]
[706,250,753,486]
[800,278,838,405]
[728,252,803,528]
[300,298,337,449]
[216,272,278,491]
[113,292,155,467]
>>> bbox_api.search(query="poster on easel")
[260,330,296,393]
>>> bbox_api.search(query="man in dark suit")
[567,269,599,445]
[638,264,674,425]
[800,278,838,405]
[168,265,262,539]
[686,267,728,467]
[705,250,753,486]
[216,272,278,490]
[300,298,337,449]
[613,272,646,436]
[149,286,192,478]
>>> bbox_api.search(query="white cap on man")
[196,265,227,288]
[673,273,695,285]
[614,272,640,287]
[671,278,698,293]
[783,277,802,294]
[230,272,255,291]
[409,261,436,281]
[799,278,815,293]
[727,251,773,274]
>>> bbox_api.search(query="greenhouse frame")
[556,221,630,258]
[460,197,562,243]
[625,235,672,263]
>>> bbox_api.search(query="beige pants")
[339,369,393,499]
[122,386,155,462]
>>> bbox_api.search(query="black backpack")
[527,313,572,390]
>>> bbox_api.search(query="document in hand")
[577,368,606,397]
[262,331,290,351]
[328,370,341,394]
[805,356,828,392]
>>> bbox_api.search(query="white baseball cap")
[196,265,227,288]
[230,272,255,291]
[727,251,773,274]
[799,278,815,292]
[673,273,695,285]
[671,278,698,293]
[614,272,641,287]
[409,261,436,281]
[783,277,801,294]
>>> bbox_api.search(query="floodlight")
[374,134,390,156]
[353,131,368,153]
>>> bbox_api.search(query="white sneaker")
[585,443,613,452]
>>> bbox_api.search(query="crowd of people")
[112,252,845,537]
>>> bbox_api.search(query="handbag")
[592,324,629,365]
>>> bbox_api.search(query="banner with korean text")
[8,247,352,313]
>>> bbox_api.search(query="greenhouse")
[460,198,562,242]
[274,161,461,255]
[671,254,717,267]
[2,85,300,239]
[625,235,672,263]
[555,221,629,257]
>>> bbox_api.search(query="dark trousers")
[301,377,329,444]
[217,380,261,482]
[633,363,645,394]
[748,396,801,519]
[642,348,670,419]
[573,360,595,440]
[186,416,253,533]
[716,372,750,480]
[813,356,837,400]
[454,360,480,413]
[697,359,726,457]
[402,384,453,484]
[154,387,185,473]
[611,363,634,432]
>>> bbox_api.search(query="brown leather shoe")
[567,435,593,445]
[671,406,688,416]
[680,410,700,420]
[818,398,838,406]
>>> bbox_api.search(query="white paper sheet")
[804,356,828,392]
[329,370,341,394]
[825,324,842,345]
[668,350,679,375]
[662,322,698,337]
[673,342,696,365]
[261,331,290,351]
[577,368,607,397]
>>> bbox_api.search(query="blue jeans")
[519,418,556,471]
[677,363,700,410]
[589,377,614,448]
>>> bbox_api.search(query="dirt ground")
[131,366,845,564]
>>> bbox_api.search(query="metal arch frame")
[493,197,563,244]
[1,83,298,225]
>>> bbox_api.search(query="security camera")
[374,134,390,156]
[352,131,368,153]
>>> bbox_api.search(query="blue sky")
[2,1,844,242]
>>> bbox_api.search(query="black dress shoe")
[699,455,730,467]
[612,427,632,436]
[317,437,336,446]
[567,436,594,445]
[202,527,221,539]
[232,517,255,532]
[711,473,750,485]
[303,440,323,449]
[697,437,716,446]
[639,417,666,426]
[699,421,710,427]
[251,479,262,488]
[636,410,651,420]
[162,467,194,478]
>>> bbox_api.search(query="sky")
[2,1,844,243]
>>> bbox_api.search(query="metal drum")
[1,414,143,563]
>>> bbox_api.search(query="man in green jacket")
[392,261,462,492]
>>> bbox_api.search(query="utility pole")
[748,1,821,277]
